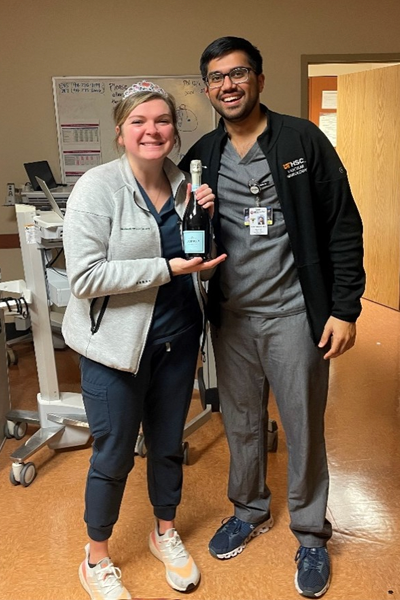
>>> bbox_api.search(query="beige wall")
[1,0,400,279]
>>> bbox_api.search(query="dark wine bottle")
[182,159,211,261]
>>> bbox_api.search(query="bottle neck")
[191,171,201,190]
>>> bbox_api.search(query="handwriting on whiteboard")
[58,82,106,94]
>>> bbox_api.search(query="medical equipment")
[0,308,12,451]
[1,205,90,487]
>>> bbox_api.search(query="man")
[180,36,365,598]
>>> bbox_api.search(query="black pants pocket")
[81,380,111,439]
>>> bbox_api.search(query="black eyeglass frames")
[203,67,254,89]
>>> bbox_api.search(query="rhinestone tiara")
[122,80,168,100]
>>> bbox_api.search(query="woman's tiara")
[122,80,168,100]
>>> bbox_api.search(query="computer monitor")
[35,177,64,219]
[24,160,58,191]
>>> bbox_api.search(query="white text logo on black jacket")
[282,158,307,179]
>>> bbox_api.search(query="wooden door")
[336,65,400,310]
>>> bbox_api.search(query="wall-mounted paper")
[319,113,337,146]
[321,90,337,109]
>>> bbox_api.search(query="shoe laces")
[95,561,124,594]
[160,531,188,561]
[295,547,328,571]
[220,516,248,534]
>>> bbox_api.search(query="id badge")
[249,207,268,235]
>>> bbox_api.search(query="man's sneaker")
[149,526,200,592]
[209,514,273,559]
[295,546,331,598]
[79,544,132,600]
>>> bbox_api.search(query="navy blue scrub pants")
[80,323,201,542]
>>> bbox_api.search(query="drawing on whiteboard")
[177,104,198,132]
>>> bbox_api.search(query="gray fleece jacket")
[62,154,205,373]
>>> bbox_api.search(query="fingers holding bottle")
[195,183,215,217]
[185,182,215,218]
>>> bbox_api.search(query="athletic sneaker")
[149,526,200,592]
[295,546,331,598]
[79,544,132,600]
[209,514,273,559]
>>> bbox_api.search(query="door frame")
[301,53,400,119]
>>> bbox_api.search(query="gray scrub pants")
[212,309,332,547]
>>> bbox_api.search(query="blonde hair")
[113,91,181,153]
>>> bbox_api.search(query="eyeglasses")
[203,67,254,89]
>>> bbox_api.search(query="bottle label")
[183,230,205,254]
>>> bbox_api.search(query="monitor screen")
[24,161,58,191]
[35,177,64,219]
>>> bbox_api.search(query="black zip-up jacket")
[179,105,365,344]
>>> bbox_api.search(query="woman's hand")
[186,182,215,218]
[169,254,227,276]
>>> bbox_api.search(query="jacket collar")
[119,153,187,207]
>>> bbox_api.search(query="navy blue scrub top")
[137,181,201,344]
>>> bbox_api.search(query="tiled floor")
[0,298,399,600]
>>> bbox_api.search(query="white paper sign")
[321,90,337,109]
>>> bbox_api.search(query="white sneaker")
[79,544,132,600]
[149,526,200,592]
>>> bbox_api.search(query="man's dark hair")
[200,36,263,79]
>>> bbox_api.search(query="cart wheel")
[135,433,147,458]
[7,347,18,366]
[197,367,220,412]
[182,441,189,465]
[13,422,28,440]
[20,462,37,487]
[268,432,278,452]
[9,468,20,486]
[4,421,14,439]
[267,419,278,453]
[206,388,220,412]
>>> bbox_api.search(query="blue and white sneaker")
[209,515,273,559]
[295,546,330,598]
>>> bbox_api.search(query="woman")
[62,80,226,600]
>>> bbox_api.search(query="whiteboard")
[52,76,216,183]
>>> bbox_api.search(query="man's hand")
[186,182,215,218]
[169,254,227,276]
[318,316,357,360]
